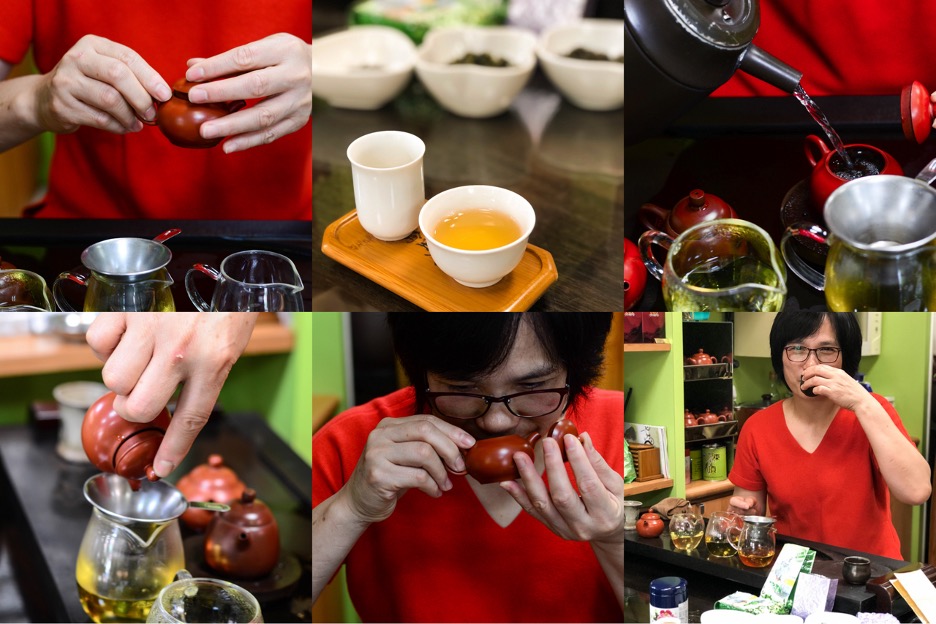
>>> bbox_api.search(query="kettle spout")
[739,46,803,94]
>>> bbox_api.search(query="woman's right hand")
[34,35,171,135]
[339,415,476,525]
[728,495,759,516]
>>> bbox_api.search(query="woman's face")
[426,320,569,440]
[782,316,843,397]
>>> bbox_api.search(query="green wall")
[311,312,348,412]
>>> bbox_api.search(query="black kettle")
[625,0,803,144]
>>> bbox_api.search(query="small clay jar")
[636,512,665,538]
[143,78,246,148]
[176,454,245,531]
[204,488,280,579]
[81,391,171,484]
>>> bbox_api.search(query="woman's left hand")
[500,432,624,545]
[183,33,312,153]
[801,364,873,412]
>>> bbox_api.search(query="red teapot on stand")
[638,189,737,238]
[686,349,717,366]
[804,134,902,211]
[204,488,280,579]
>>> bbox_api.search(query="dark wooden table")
[0,219,313,311]
[0,412,311,623]
[311,74,624,311]
[626,94,936,311]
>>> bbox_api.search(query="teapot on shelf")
[719,406,734,421]
[696,409,722,425]
[686,349,718,366]
[684,409,698,428]
[638,189,737,238]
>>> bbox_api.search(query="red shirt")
[729,393,911,559]
[714,4,936,97]
[0,0,311,219]
[312,386,624,623]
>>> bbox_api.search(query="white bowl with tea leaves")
[415,26,537,118]
[311,26,417,110]
[419,185,535,288]
[536,19,624,111]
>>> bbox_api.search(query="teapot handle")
[915,156,936,186]
[780,222,829,291]
[804,134,831,167]
[638,229,675,282]
[637,203,670,232]
[52,271,88,312]
[185,264,221,312]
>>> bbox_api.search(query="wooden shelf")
[685,479,733,500]
[0,322,294,378]
[624,478,674,496]
[624,343,671,352]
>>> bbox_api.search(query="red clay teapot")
[636,512,665,538]
[804,134,902,211]
[204,488,280,579]
[81,391,171,485]
[624,238,647,311]
[638,189,737,238]
[696,409,721,425]
[686,349,717,366]
[719,407,734,421]
[684,409,698,428]
[176,454,246,532]
[142,78,246,148]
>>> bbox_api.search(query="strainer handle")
[188,500,231,512]
[52,271,88,312]
[780,223,829,291]
[915,156,936,186]
[185,264,221,312]
[153,228,181,244]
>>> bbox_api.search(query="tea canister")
[649,576,688,623]
[702,443,726,482]
[689,448,702,482]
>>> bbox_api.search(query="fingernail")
[154,460,175,478]
[189,88,207,103]
[453,456,466,472]
[461,433,476,447]
[156,84,171,101]
[189,66,205,81]
[201,124,217,139]
[223,141,237,154]
[564,433,578,449]
[582,431,594,450]
[443,478,453,491]
[144,106,156,121]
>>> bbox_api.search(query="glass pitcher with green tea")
[639,218,787,311]
[146,571,263,623]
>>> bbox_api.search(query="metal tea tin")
[702,443,726,481]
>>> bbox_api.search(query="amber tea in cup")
[432,208,522,250]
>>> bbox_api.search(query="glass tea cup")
[639,218,787,311]
[147,570,263,623]
[705,511,742,558]
[669,505,705,553]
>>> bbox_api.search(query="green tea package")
[350,0,508,43]
[761,543,815,614]
[715,592,783,615]
[624,439,636,483]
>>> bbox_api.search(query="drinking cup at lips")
[804,134,903,212]
[419,185,535,288]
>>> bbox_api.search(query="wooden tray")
[321,210,558,311]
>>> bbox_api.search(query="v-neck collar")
[464,443,547,529]
[780,398,842,456]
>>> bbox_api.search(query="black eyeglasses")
[425,384,570,420]
[784,345,842,363]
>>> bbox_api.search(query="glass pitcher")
[185,250,304,311]
[728,515,777,568]
[53,230,179,312]
[77,474,186,623]
[668,505,705,553]
[146,570,263,623]
[0,269,53,310]
[705,511,742,558]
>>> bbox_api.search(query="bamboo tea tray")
[321,210,558,311]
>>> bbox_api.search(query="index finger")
[185,39,283,83]
[90,38,171,105]
[151,375,220,477]
[86,313,129,362]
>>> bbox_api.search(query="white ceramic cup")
[418,185,535,288]
[347,131,426,241]
[53,381,109,463]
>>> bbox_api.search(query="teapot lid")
[177,454,245,500]
[901,81,933,144]
[662,0,758,48]
[222,488,276,528]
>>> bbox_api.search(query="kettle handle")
[637,230,674,282]
[637,203,670,232]
[52,271,88,312]
[185,264,222,312]
[780,223,829,291]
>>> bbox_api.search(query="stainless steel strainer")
[84,473,229,524]
[80,228,180,280]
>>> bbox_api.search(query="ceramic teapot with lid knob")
[685,409,698,427]
[81,391,171,485]
[639,189,737,238]
[176,454,246,531]
[142,78,246,148]
[686,349,717,366]
[697,409,721,425]
[204,488,280,579]
[624,0,803,144]
[636,512,665,538]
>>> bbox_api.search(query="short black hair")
[387,313,612,410]
[769,312,862,388]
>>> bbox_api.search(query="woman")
[729,312,931,559]
[312,313,625,622]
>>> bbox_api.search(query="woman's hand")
[800,364,874,412]
[35,35,170,135]
[500,433,624,545]
[728,496,758,516]
[341,415,476,525]
[183,33,312,153]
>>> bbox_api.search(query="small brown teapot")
[719,407,734,421]
[142,78,246,148]
[636,512,665,538]
[81,391,171,485]
[686,349,717,366]
[684,409,698,428]
[176,454,246,531]
[638,189,737,238]
[696,409,721,425]
[204,488,280,579]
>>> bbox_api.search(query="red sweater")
[729,393,912,560]
[0,0,311,219]
[714,3,936,97]
[312,387,624,623]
